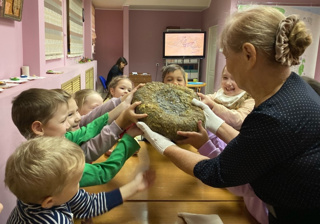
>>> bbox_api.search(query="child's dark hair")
[161,64,186,83]
[301,76,320,96]
[104,76,134,100]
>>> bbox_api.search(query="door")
[205,25,218,94]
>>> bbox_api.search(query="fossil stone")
[132,82,205,141]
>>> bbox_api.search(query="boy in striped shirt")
[5,137,155,223]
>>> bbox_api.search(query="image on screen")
[163,32,205,58]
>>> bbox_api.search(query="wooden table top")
[75,141,258,224]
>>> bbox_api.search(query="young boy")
[53,88,140,162]
[5,136,155,223]
[161,64,187,86]
[11,88,147,187]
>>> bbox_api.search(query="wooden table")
[187,82,206,92]
[75,142,258,224]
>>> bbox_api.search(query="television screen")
[163,31,206,58]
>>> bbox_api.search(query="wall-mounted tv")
[163,31,206,59]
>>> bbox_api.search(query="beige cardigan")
[207,89,255,130]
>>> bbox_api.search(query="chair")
[99,76,107,92]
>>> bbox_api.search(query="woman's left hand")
[176,120,209,149]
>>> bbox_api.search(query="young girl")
[174,67,266,224]
[74,89,104,116]
[104,76,134,102]
[162,64,186,86]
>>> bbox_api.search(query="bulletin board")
[238,4,320,78]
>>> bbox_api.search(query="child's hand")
[126,124,143,137]
[197,93,214,109]
[176,120,209,149]
[120,169,156,201]
[116,102,148,129]
[121,84,145,103]
[134,169,156,192]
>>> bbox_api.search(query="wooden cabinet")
[129,73,152,87]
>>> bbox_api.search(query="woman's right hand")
[192,99,224,134]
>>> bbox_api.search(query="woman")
[137,6,320,224]
[105,57,128,88]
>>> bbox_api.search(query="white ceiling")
[92,0,211,11]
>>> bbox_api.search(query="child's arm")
[65,112,109,145]
[80,133,140,187]
[80,97,121,126]
[79,103,146,163]
[119,169,156,200]
[70,170,155,219]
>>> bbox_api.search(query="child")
[5,136,155,223]
[53,88,138,162]
[11,88,147,187]
[74,89,104,116]
[104,76,134,102]
[161,64,187,86]
[173,67,266,224]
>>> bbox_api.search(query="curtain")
[68,0,83,57]
[44,0,63,60]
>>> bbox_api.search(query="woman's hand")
[176,120,209,149]
[192,99,224,134]
[136,121,175,155]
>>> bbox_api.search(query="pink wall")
[0,19,23,79]
[129,10,202,81]
[94,10,123,81]
[0,0,95,222]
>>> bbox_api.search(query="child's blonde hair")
[105,76,134,100]
[5,136,85,204]
[161,64,186,83]
[11,88,68,139]
[73,89,101,111]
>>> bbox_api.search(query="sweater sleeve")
[198,131,257,197]
[80,98,121,127]
[198,131,226,158]
[80,121,123,163]
[65,113,109,145]
[69,189,123,219]
[80,133,140,187]
[212,98,255,130]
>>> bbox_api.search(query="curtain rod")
[237,1,320,7]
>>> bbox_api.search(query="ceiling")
[92,0,211,11]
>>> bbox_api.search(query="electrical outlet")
[156,63,159,67]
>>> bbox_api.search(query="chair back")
[99,76,107,90]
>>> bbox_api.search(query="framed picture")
[0,0,24,21]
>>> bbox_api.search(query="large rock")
[132,82,205,141]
